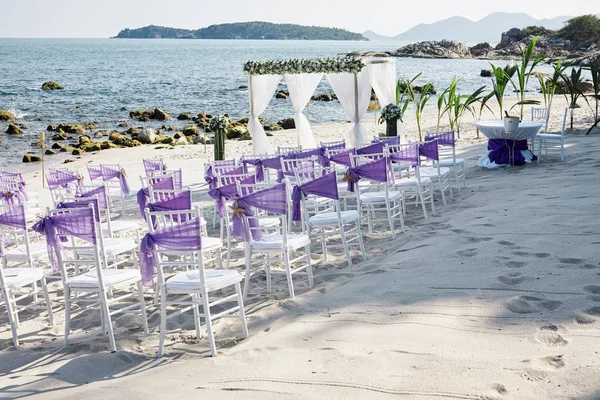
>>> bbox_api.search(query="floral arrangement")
[243,57,365,75]
[379,103,403,123]
[209,115,230,132]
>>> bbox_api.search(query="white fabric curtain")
[285,73,322,148]
[369,59,396,108]
[248,74,281,154]
[327,70,371,147]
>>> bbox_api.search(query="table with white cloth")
[475,120,542,168]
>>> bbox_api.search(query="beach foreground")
[1,97,600,399]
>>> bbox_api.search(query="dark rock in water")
[41,81,64,90]
[45,149,56,155]
[182,125,200,136]
[480,69,492,77]
[276,90,289,99]
[120,107,127,111]
[63,159,74,164]
[117,121,130,128]
[277,117,295,130]
[6,124,23,135]
[72,148,83,156]
[0,110,15,122]
[470,42,492,57]
[83,122,98,130]
[166,125,179,131]
[554,80,595,94]
[80,141,102,152]
[239,85,248,89]
[78,135,91,145]
[52,130,70,140]
[75,105,81,109]
[22,153,42,162]
[94,131,104,138]
[177,113,193,120]
[47,124,58,131]
[265,124,283,131]
[17,123,28,129]
[124,127,139,136]
[414,84,436,95]
[312,93,337,101]
[153,108,170,120]
[109,132,141,147]
[227,125,248,139]
[129,110,154,121]
[30,141,43,148]
[58,124,86,134]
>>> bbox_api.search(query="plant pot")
[385,119,398,137]
[214,129,226,161]
[503,117,520,135]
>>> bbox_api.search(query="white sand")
[1,96,600,399]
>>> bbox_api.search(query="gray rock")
[480,69,492,77]
[138,128,156,144]
[392,40,471,59]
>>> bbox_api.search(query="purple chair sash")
[373,136,401,145]
[419,140,440,161]
[139,217,202,285]
[0,205,26,257]
[32,208,97,272]
[357,142,384,155]
[0,190,24,205]
[208,175,255,219]
[76,185,108,211]
[231,183,287,242]
[487,139,532,166]
[147,191,192,227]
[292,172,338,222]
[329,148,357,167]
[136,176,174,217]
[143,159,164,176]
[48,170,84,191]
[88,166,103,181]
[387,143,420,167]
[344,157,392,192]
[101,165,130,195]
[425,131,455,147]
[57,198,101,222]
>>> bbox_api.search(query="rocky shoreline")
[349,27,600,65]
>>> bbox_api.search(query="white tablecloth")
[475,120,542,140]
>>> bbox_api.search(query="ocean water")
[0,38,557,168]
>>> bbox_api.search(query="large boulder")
[480,69,492,77]
[392,40,471,59]
[470,42,492,57]
[0,110,15,122]
[138,128,156,144]
[101,141,118,150]
[58,124,86,134]
[227,125,248,139]
[153,135,174,145]
[497,28,522,49]
[41,81,64,90]
[22,153,42,163]
[177,113,193,120]
[276,90,289,99]
[277,117,295,130]
[129,110,154,121]
[182,125,200,136]
[6,124,23,135]
[311,93,337,101]
[153,108,170,120]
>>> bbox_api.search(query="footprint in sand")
[456,248,478,257]
[450,228,467,234]
[497,240,515,247]
[530,355,566,371]
[534,253,551,259]
[558,258,585,265]
[581,264,599,269]
[511,251,530,256]
[575,313,596,325]
[465,236,494,243]
[535,325,568,347]
[506,261,526,268]
[498,272,526,286]
[584,286,600,295]
[506,299,536,314]
[537,300,564,311]
[584,307,600,317]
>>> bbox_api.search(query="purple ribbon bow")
[231,183,287,242]
[292,173,339,221]
[101,165,130,196]
[344,157,392,192]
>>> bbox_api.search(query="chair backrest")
[281,157,316,183]
[148,188,191,205]
[236,183,289,245]
[425,131,456,165]
[143,159,166,176]
[0,204,33,267]
[277,145,302,155]
[100,164,129,197]
[149,169,183,190]
[320,140,346,151]
[145,206,201,232]
[87,164,104,184]
[293,172,340,230]
[531,107,550,132]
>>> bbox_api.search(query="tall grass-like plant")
[584,57,600,134]
[415,82,434,141]
[445,86,487,138]
[489,63,517,118]
[436,78,461,131]
[396,73,421,116]
[509,36,545,118]
[543,59,570,111]
[560,67,586,129]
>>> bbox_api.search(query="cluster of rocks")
[275,90,338,102]
[391,40,472,59]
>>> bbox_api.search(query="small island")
[113,21,367,41]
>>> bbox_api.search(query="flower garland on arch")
[243,57,365,76]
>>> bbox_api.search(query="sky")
[1,0,599,38]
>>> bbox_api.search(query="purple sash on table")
[487,139,532,166]
[32,208,97,272]
[139,217,202,285]
[208,175,255,219]
[344,157,392,192]
[136,176,174,217]
[231,183,287,241]
[292,172,338,222]
[100,165,130,195]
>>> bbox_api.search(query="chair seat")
[3,267,45,289]
[395,177,431,188]
[78,238,136,257]
[536,133,562,140]
[162,236,222,257]
[4,242,49,262]
[309,210,360,227]
[166,269,242,292]
[419,167,451,176]
[438,158,464,167]
[360,190,403,203]
[69,268,140,289]
[251,233,311,251]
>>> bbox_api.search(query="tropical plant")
[584,57,600,134]
[489,63,517,118]
[509,36,545,119]
[414,82,434,141]
[210,115,230,160]
[560,67,587,129]
[543,59,570,111]
[395,73,421,117]
[445,86,488,137]
[436,78,461,131]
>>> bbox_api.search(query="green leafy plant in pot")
[210,115,229,161]
[379,103,403,137]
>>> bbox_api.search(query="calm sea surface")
[0,38,557,168]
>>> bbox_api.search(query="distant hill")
[113,22,367,41]
[365,12,577,42]
[362,30,393,41]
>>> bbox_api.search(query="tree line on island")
[113,22,367,41]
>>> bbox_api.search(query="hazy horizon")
[1,0,599,38]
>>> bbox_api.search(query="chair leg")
[339,223,352,266]
[192,293,202,340]
[283,248,295,298]
[137,281,149,334]
[438,178,447,206]
[306,244,313,289]
[386,203,396,239]
[242,246,252,301]
[4,289,19,346]
[356,221,367,260]
[64,287,71,348]
[41,277,54,326]
[235,283,249,339]
[157,285,167,357]
[321,229,328,261]
[200,289,217,357]
[99,290,117,352]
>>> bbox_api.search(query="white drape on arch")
[327,70,371,147]
[248,74,281,154]
[285,73,322,148]
[369,59,396,108]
